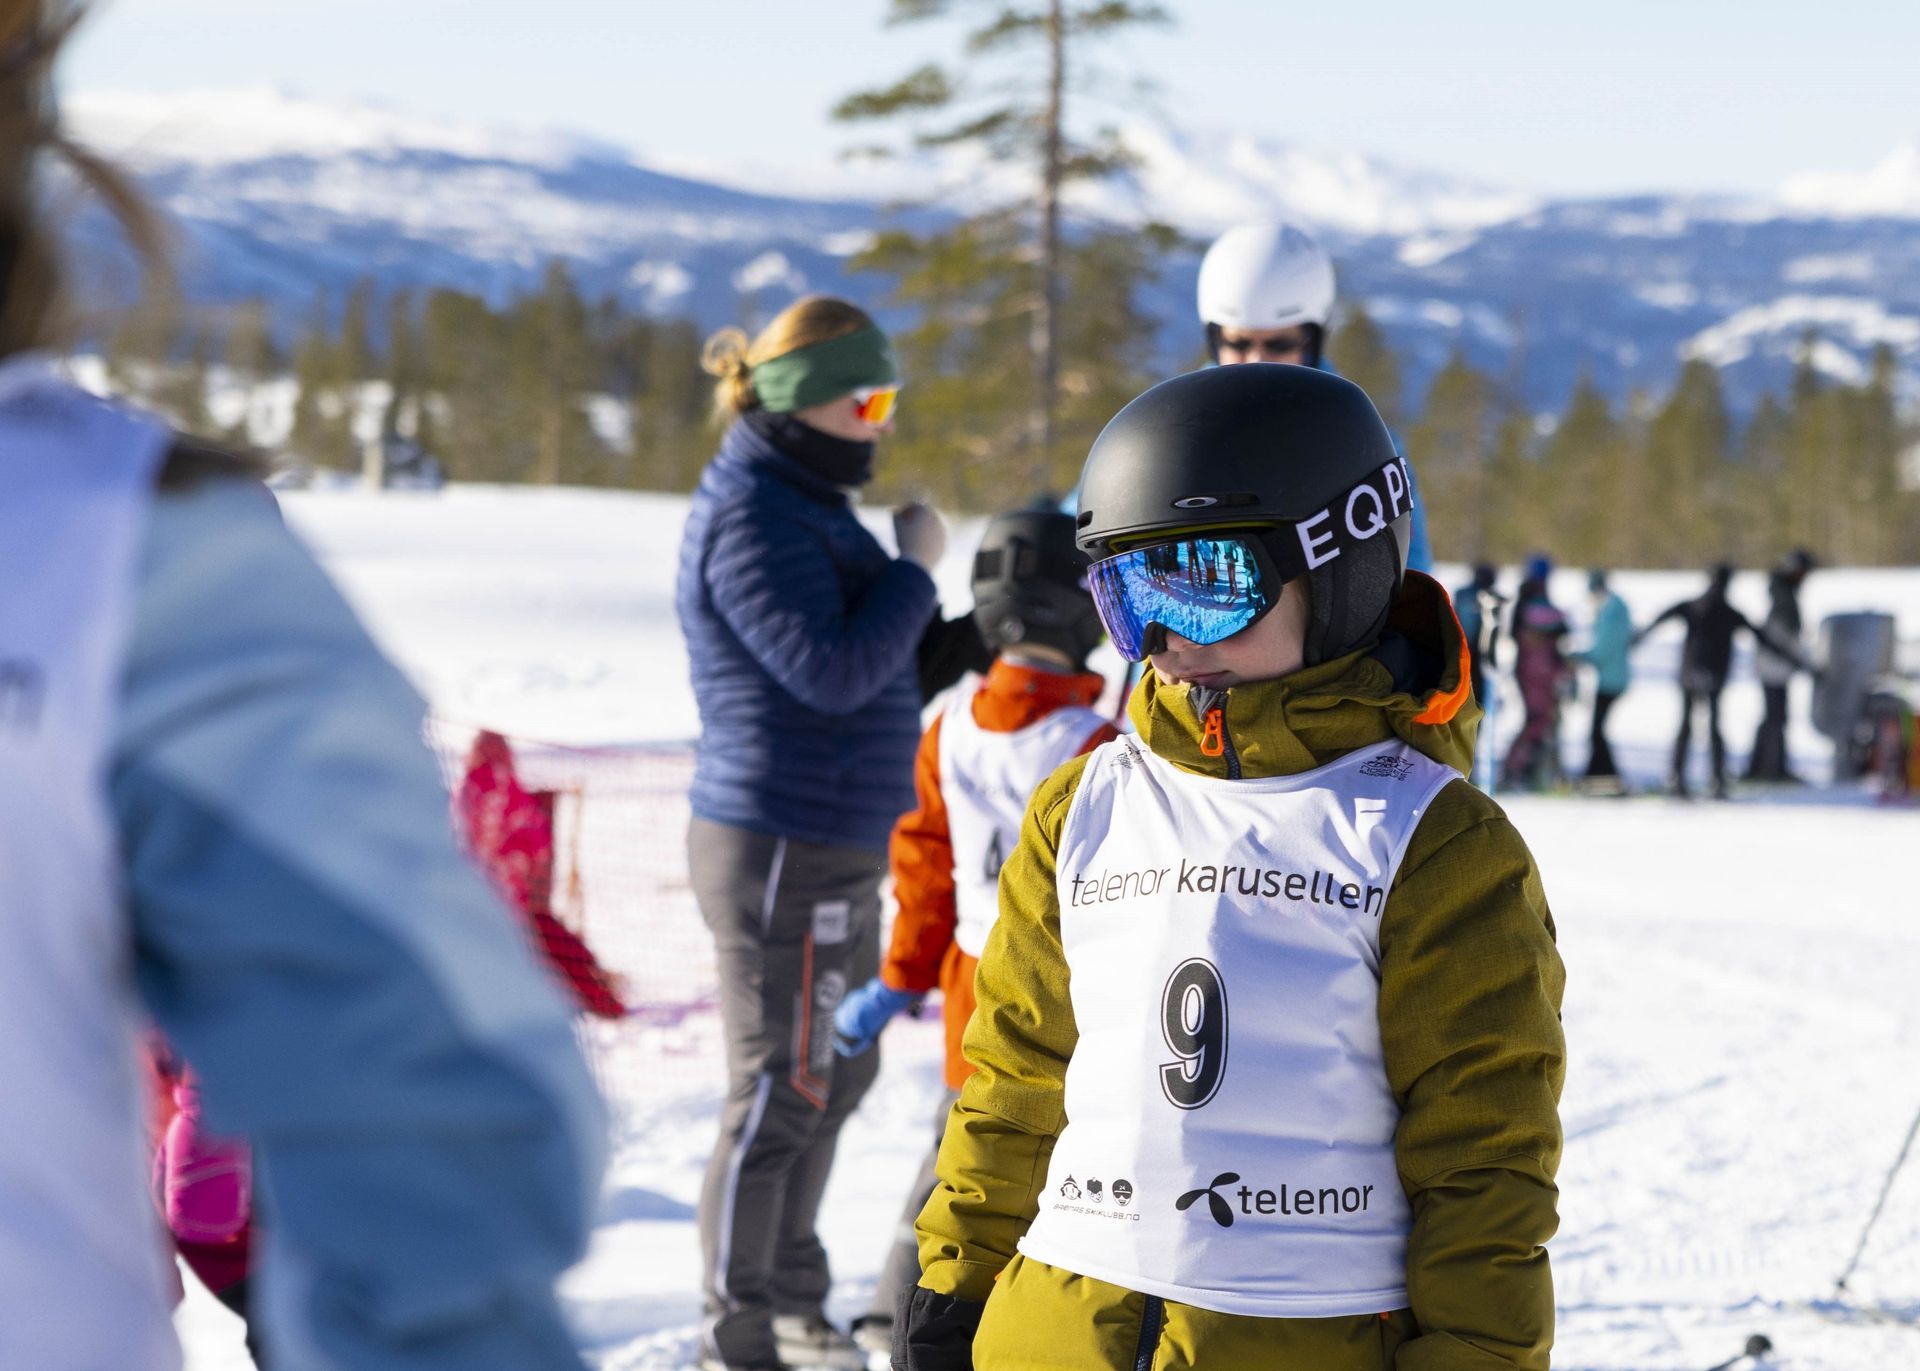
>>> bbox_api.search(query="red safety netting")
[430,719,725,1119]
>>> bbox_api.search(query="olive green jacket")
[917,574,1566,1370]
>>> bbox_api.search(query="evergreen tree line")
[1331,307,1919,569]
[101,270,1916,567]
[103,262,714,492]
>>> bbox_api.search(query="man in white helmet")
[1197,221,1433,573]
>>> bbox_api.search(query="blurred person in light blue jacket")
[1572,568,1634,786]
[0,7,604,1367]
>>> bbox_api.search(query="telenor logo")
[1176,1171,1240,1228]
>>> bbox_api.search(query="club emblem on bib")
[1176,1171,1240,1228]
[1086,1178,1103,1203]
[1059,1175,1081,1200]
[1112,1179,1133,1207]
[1358,753,1414,780]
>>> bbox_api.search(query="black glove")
[917,613,994,703]
[892,1287,985,1371]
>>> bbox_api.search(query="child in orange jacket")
[832,508,1116,1352]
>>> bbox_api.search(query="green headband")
[750,324,898,414]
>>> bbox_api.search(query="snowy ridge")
[54,85,1920,415]
[1682,295,1920,380]
[1780,141,1920,220]
[67,86,624,172]
[1106,121,1539,237]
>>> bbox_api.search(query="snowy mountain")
[66,87,1920,415]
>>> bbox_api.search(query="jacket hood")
[1127,570,1478,779]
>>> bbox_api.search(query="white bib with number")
[1018,733,1455,1317]
[939,691,1106,958]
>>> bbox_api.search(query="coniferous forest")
[94,264,1918,570]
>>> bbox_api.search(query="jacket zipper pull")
[1200,707,1225,758]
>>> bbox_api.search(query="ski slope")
[177,484,1920,1371]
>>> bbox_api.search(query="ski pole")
[1704,1333,1772,1371]
[1834,1099,1920,1295]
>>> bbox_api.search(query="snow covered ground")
[180,484,1920,1370]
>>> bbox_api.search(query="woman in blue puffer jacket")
[675,296,946,1371]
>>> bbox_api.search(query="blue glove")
[833,978,918,1057]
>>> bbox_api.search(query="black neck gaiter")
[745,408,876,488]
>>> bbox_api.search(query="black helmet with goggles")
[1074,364,1412,666]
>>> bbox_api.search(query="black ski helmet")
[970,507,1104,667]
[1074,364,1411,667]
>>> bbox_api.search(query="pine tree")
[1781,332,1838,559]
[626,317,709,492]
[1534,374,1621,566]
[382,289,423,443]
[507,261,601,486]
[1839,344,1902,564]
[223,298,283,380]
[1327,303,1403,430]
[289,292,356,469]
[422,288,514,482]
[834,0,1173,479]
[103,292,182,398]
[1734,392,1791,565]
[1405,348,1501,560]
[1641,359,1732,564]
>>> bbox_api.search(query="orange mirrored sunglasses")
[852,385,900,426]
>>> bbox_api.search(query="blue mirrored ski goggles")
[1088,534,1284,662]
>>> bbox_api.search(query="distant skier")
[1572,569,1634,789]
[1452,561,1506,704]
[830,508,1115,1356]
[1501,556,1571,791]
[1637,563,1803,799]
[1196,221,1433,571]
[1745,549,1817,783]
[147,1042,268,1366]
[680,295,942,1371]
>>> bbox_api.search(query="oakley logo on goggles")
[852,384,900,426]
[1087,458,1413,661]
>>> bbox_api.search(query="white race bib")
[1018,735,1455,1318]
[938,691,1106,958]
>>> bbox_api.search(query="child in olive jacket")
[896,366,1565,1371]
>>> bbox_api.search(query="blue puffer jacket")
[677,418,938,852]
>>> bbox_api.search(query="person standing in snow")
[0,7,606,1367]
[893,365,1563,1371]
[1452,561,1505,705]
[1500,556,1572,791]
[678,296,944,1371]
[1637,563,1803,799]
[1572,568,1633,789]
[1744,549,1817,783]
[830,508,1116,1354]
[1195,221,1433,573]
[1078,220,1441,719]
[146,1042,269,1366]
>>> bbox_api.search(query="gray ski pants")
[864,1088,960,1328]
[690,819,883,1367]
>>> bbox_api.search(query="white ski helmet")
[1196,222,1337,331]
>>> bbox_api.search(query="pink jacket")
[148,1047,254,1293]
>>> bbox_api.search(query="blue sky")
[65,0,1920,197]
